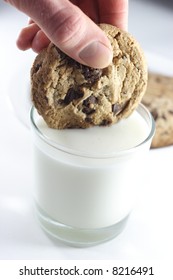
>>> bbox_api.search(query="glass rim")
[30,103,155,159]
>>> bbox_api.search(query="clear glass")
[30,104,155,247]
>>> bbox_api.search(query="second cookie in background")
[142,72,173,148]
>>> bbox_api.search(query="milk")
[37,110,149,155]
[30,104,155,244]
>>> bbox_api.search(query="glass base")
[35,205,130,247]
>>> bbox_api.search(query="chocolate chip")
[85,117,92,123]
[34,63,42,73]
[81,67,102,84]
[57,49,102,85]
[82,95,97,115]
[112,100,130,115]
[71,61,102,84]
[112,104,122,114]
[151,109,159,120]
[100,119,112,126]
[83,96,97,107]
[58,49,66,60]
[155,77,161,83]
[64,88,84,105]
[57,99,64,105]
[82,107,95,115]
[161,114,167,120]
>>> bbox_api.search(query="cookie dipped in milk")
[30,24,155,246]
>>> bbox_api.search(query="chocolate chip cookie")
[31,24,147,129]
[142,72,173,148]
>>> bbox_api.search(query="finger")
[28,18,34,24]
[6,0,113,68]
[30,30,51,53]
[99,0,128,30]
[16,23,41,50]
[76,0,99,23]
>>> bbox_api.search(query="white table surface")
[0,0,173,260]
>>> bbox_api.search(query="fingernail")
[79,41,113,68]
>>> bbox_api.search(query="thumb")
[6,0,113,68]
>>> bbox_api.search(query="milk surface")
[32,108,151,229]
[37,110,149,156]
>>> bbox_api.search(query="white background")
[0,0,173,260]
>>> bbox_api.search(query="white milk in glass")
[30,104,155,246]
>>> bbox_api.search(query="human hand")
[5,0,128,68]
